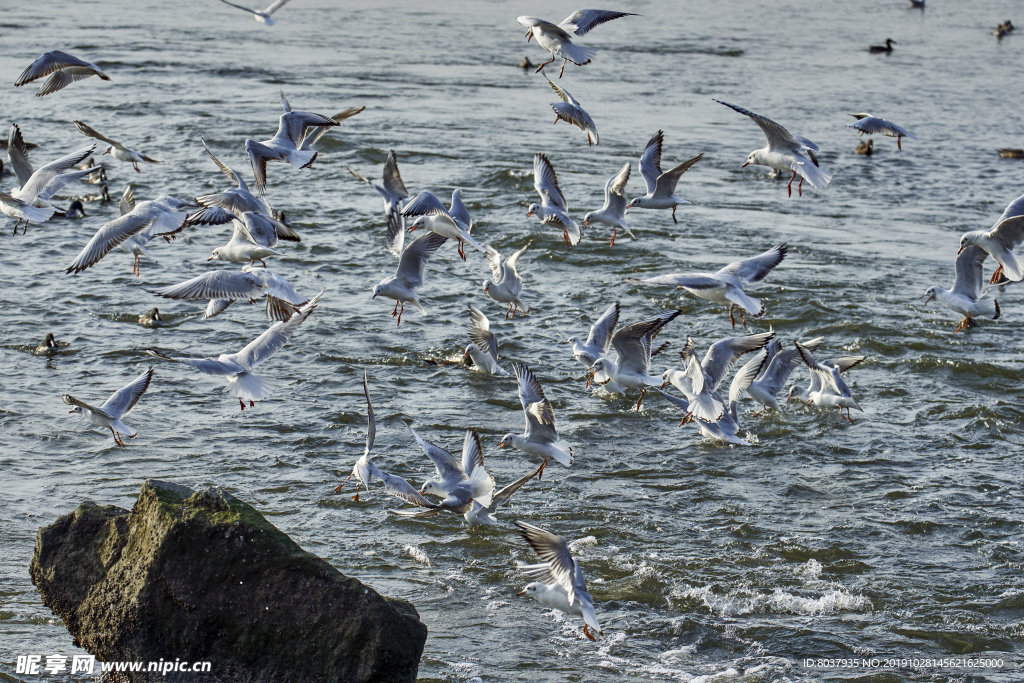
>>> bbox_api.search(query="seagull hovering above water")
[63,367,153,447]
[279,91,365,150]
[545,78,599,146]
[219,0,291,25]
[349,150,412,257]
[847,114,917,151]
[500,363,573,467]
[793,342,863,423]
[528,153,580,247]
[518,10,638,78]
[715,99,831,197]
[372,232,447,326]
[147,264,309,322]
[513,520,604,641]
[629,244,787,327]
[402,189,483,260]
[583,162,632,246]
[73,121,159,172]
[922,245,1001,333]
[464,303,506,375]
[483,243,530,319]
[146,292,323,411]
[626,130,704,224]
[15,51,111,97]
[565,301,621,389]
[245,111,339,195]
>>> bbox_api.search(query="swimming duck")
[34,333,59,355]
[855,139,874,155]
[139,308,164,327]
[869,38,896,53]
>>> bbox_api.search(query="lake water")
[1,0,1022,681]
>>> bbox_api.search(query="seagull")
[3,143,95,233]
[73,121,159,172]
[335,370,378,501]
[465,460,546,526]
[583,162,632,246]
[661,332,773,423]
[15,51,111,97]
[740,336,824,414]
[115,187,196,276]
[377,428,494,519]
[483,243,530,319]
[528,153,580,247]
[402,189,483,260]
[65,195,194,275]
[194,139,299,241]
[279,91,365,150]
[146,292,323,411]
[715,100,831,197]
[847,114,917,151]
[869,38,896,53]
[958,212,1024,283]
[245,111,339,195]
[565,301,625,393]
[7,123,38,189]
[173,206,286,266]
[349,150,411,257]
[372,232,447,326]
[139,307,164,327]
[629,244,787,327]
[219,0,291,25]
[626,131,703,224]
[545,78,598,146]
[588,310,682,411]
[513,520,603,641]
[464,304,506,375]
[63,367,153,447]
[793,343,863,423]
[922,245,1000,333]
[518,10,637,78]
[147,264,308,322]
[500,363,573,467]
[787,353,865,409]
[34,333,59,356]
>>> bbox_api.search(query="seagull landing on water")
[588,309,681,411]
[715,100,831,197]
[245,111,339,195]
[847,114,917,151]
[528,153,580,247]
[518,10,637,78]
[583,163,632,245]
[922,246,1001,333]
[628,244,787,328]
[15,51,111,97]
[64,367,153,447]
[219,0,291,25]
[565,301,625,392]
[464,303,507,375]
[372,232,447,326]
[793,343,863,423]
[545,78,598,146]
[626,130,703,224]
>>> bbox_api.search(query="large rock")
[30,480,426,683]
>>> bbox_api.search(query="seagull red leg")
[787,170,796,197]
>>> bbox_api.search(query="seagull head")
[921,286,937,305]
[63,395,82,414]
[626,197,642,209]
[208,248,222,262]
[517,582,542,598]
[482,279,491,294]
[371,284,383,300]
[419,480,443,497]
[582,212,593,227]
[742,151,759,168]
[526,203,539,218]
[101,145,114,156]
[463,345,475,366]
[565,335,579,346]
[497,433,515,449]
[407,216,428,233]
[786,385,804,402]
[957,233,975,254]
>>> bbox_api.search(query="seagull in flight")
[402,189,483,260]
[528,153,580,247]
[518,10,638,78]
[73,121,159,172]
[847,114,917,151]
[349,151,412,257]
[626,130,703,224]
[546,78,599,146]
[922,246,1001,333]
[15,51,111,97]
[219,0,291,25]
[63,367,153,447]
[335,370,379,501]
[372,232,447,326]
[584,163,632,245]
[500,363,573,467]
[245,111,339,195]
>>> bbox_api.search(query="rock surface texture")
[30,479,427,683]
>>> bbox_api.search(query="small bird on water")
[869,38,896,53]
[855,139,873,155]
[34,333,59,355]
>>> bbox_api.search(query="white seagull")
[402,189,483,260]
[793,343,863,423]
[499,363,573,467]
[113,187,199,276]
[245,111,339,195]
[348,150,411,257]
[279,91,365,150]
[147,264,308,322]
[372,232,447,326]
[741,336,824,414]
[465,461,546,526]
[518,10,637,78]
[958,211,1024,284]
[73,121,159,172]
[335,369,378,501]
[922,246,1000,333]
[566,300,619,379]
[15,51,111,97]
[176,206,285,266]
[628,244,787,327]
[583,162,632,245]
[219,0,291,25]
[589,309,682,411]
[464,304,506,375]
[715,99,831,197]
[146,292,323,411]
[626,131,704,224]
[3,143,95,233]
[514,520,603,641]
[528,153,580,247]
[483,243,530,319]
[63,367,153,447]
[847,114,917,151]
[546,78,599,146]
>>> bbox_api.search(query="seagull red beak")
[526,211,534,218]
[741,161,750,167]
[957,245,964,254]
[516,590,526,596]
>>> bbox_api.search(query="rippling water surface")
[2,0,1023,681]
